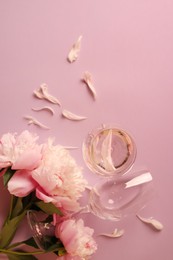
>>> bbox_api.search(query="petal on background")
[7,170,37,197]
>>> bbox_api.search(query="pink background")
[0,0,173,259]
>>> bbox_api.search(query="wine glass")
[87,171,153,221]
[27,210,56,250]
[82,125,137,177]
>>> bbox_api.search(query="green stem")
[0,249,44,255]
[8,195,15,220]
[6,241,24,250]
[1,195,15,228]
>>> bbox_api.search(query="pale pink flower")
[55,218,97,259]
[32,139,87,212]
[0,130,42,170]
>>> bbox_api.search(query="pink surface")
[0,0,173,259]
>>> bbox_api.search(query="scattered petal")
[67,35,82,63]
[33,89,44,99]
[125,172,152,189]
[100,129,116,172]
[32,106,55,115]
[98,228,124,238]
[62,109,87,121]
[82,71,97,99]
[92,135,101,165]
[24,116,50,130]
[34,83,61,106]
[136,215,163,231]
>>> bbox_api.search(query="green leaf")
[23,237,39,249]
[3,168,16,186]
[34,201,63,216]
[7,253,38,260]
[0,211,26,248]
[10,197,23,219]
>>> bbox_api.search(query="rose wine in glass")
[83,125,137,177]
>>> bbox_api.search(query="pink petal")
[0,161,11,169]
[36,187,53,203]
[8,170,37,197]
[53,196,80,212]
[12,149,42,170]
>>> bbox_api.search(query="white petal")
[33,88,44,99]
[40,84,61,105]
[98,228,124,238]
[136,215,163,231]
[32,106,55,115]
[67,35,82,63]
[34,83,61,106]
[62,109,87,121]
[100,129,116,172]
[24,115,50,130]
[125,172,152,189]
[82,71,97,99]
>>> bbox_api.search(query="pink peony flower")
[0,130,42,170]
[55,218,97,259]
[32,139,87,212]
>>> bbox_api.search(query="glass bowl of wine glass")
[27,210,56,250]
[82,125,137,177]
[88,171,153,221]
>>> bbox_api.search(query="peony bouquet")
[0,130,97,260]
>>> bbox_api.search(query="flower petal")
[100,129,116,172]
[62,109,87,121]
[34,83,61,105]
[136,215,163,231]
[67,35,82,63]
[8,170,36,197]
[82,71,97,99]
[32,106,55,115]
[98,228,124,238]
[36,187,53,203]
[12,148,42,170]
[24,115,50,130]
